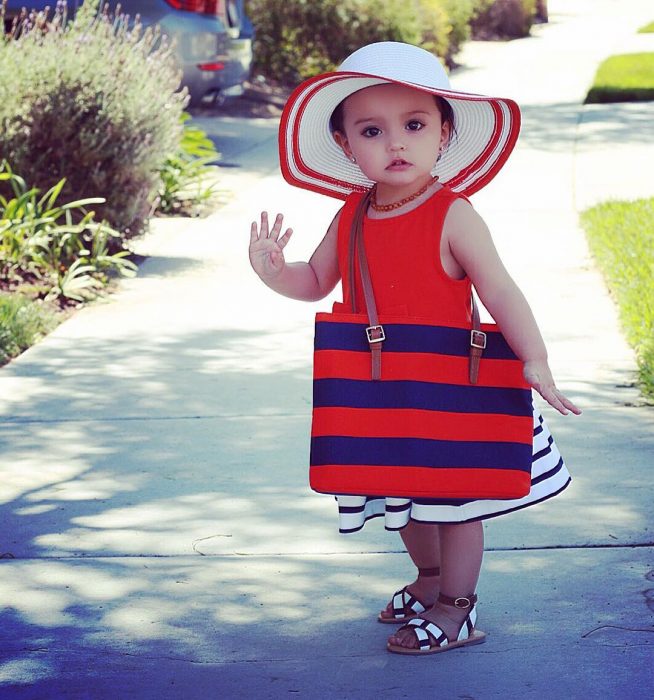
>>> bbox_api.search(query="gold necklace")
[370,176,439,212]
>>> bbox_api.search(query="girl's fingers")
[250,220,260,243]
[539,386,581,416]
[555,390,582,415]
[277,228,293,249]
[268,213,284,241]
[260,211,269,237]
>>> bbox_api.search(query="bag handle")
[348,188,485,384]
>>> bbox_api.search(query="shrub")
[470,0,537,40]
[246,0,495,84]
[0,160,137,303]
[435,1,487,64]
[0,0,186,241]
[535,0,548,22]
[0,293,57,365]
[246,0,474,82]
[156,114,222,216]
[246,0,422,84]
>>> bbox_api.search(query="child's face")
[333,83,449,191]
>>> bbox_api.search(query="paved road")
[1,1,653,697]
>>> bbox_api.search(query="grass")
[0,293,58,365]
[580,198,654,402]
[584,53,654,103]
[638,21,654,33]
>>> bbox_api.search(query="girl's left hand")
[523,359,582,416]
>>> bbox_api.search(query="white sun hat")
[279,41,521,199]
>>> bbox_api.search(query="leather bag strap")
[469,296,486,384]
[348,188,485,384]
[348,189,373,313]
[348,189,383,379]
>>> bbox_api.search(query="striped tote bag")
[310,313,534,499]
[309,190,534,500]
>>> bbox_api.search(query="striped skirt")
[336,403,570,533]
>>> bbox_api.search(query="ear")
[333,131,353,160]
[440,120,451,149]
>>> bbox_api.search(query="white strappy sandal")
[378,567,440,624]
[387,593,486,655]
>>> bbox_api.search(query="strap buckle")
[366,325,385,344]
[454,597,472,609]
[470,329,487,350]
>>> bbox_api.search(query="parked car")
[1,0,253,106]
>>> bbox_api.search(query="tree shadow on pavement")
[517,101,654,152]
[0,323,652,694]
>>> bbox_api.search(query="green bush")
[585,53,654,104]
[580,198,654,402]
[470,0,536,40]
[245,0,494,84]
[638,21,654,33]
[0,161,137,303]
[0,1,186,241]
[157,114,222,216]
[246,0,422,84]
[438,1,486,63]
[0,293,57,365]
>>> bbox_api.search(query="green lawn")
[580,198,654,401]
[585,52,654,103]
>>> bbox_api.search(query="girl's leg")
[379,521,441,619]
[388,521,484,647]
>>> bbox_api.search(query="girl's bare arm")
[249,210,342,301]
[444,200,580,415]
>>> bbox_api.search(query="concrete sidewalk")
[1,1,653,697]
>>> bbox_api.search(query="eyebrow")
[352,110,433,126]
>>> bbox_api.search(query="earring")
[350,156,357,163]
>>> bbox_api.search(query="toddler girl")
[249,42,580,655]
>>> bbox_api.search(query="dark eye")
[406,120,424,131]
[362,126,381,137]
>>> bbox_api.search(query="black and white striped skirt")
[336,405,570,533]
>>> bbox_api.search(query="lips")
[386,159,412,170]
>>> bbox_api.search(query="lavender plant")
[0,0,187,241]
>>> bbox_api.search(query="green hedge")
[245,0,487,84]
[470,0,537,39]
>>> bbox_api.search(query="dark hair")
[329,99,346,134]
[329,94,456,136]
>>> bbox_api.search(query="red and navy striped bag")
[310,313,533,499]
[309,191,534,500]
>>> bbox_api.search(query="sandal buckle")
[453,597,472,609]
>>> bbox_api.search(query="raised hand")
[523,359,581,416]
[249,211,293,280]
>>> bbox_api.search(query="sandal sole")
[387,629,486,655]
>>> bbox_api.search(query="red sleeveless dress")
[328,187,571,533]
[335,186,472,325]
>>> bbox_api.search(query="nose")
[387,128,406,152]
